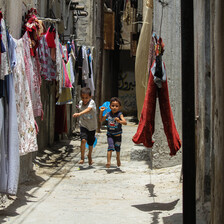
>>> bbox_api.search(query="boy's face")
[81,93,91,106]
[110,101,121,114]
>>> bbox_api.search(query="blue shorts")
[107,133,122,152]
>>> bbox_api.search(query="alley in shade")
[1,118,188,224]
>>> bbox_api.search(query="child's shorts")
[80,127,96,146]
[107,133,122,152]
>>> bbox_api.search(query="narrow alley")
[0,118,184,224]
[1,0,224,223]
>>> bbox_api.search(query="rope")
[158,0,169,37]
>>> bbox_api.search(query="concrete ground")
[0,118,205,223]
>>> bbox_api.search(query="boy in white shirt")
[73,87,97,165]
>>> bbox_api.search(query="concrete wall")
[194,0,212,219]
[75,0,94,47]
[194,0,224,222]
[151,0,182,168]
[210,1,224,223]
[102,50,114,103]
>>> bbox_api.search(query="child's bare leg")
[106,150,112,168]
[116,151,121,167]
[88,145,93,165]
[79,139,86,164]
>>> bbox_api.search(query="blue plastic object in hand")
[99,101,111,116]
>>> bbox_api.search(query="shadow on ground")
[0,138,79,223]
[145,184,157,197]
[163,213,182,224]
[132,199,180,212]
[106,167,126,174]
[132,200,181,224]
[0,171,44,223]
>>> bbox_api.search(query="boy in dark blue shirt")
[99,97,127,168]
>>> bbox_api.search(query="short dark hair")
[110,97,121,106]
[81,87,91,96]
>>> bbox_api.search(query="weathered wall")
[118,50,136,115]
[210,1,224,223]
[102,50,114,103]
[194,0,224,222]
[194,0,211,219]
[75,0,94,47]
[151,0,182,168]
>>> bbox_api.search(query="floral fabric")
[13,35,38,155]
[23,32,43,118]
[38,35,56,81]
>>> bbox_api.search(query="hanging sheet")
[135,2,153,120]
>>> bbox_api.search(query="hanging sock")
[132,61,181,156]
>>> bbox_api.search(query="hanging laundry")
[23,8,46,57]
[45,25,56,61]
[55,31,62,94]
[62,45,68,63]
[82,45,89,84]
[66,55,75,85]
[0,14,6,98]
[67,41,72,55]
[23,32,43,118]
[135,1,153,120]
[132,60,181,156]
[0,11,5,65]
[0,29,20,195]
[38,35,56,81]
[23,8,41,57]
[46,25,56,48]
[62,59,72,88]
[1,19,10,79]
[87,48,95,96]
[59,43,72,88]
[77,46,85,87]
[13,33,38,156]
[150,59,166,88]
[56,87,73,105]
[147,34,157,75]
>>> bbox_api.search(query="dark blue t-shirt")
[106,111,123,135]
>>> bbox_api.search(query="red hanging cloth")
[132,61,181,156]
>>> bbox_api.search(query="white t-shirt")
[78,99,97,131]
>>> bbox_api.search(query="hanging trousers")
[132,63,181,156]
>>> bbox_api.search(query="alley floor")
[0,118,203,224]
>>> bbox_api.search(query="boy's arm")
[99,107,107,122]
[115,114,127,125]
[73,107,92,118]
